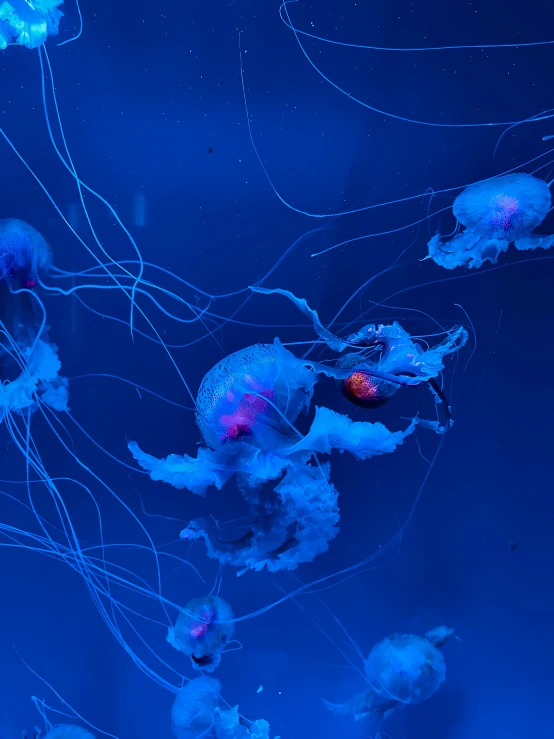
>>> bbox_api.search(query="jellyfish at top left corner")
[0,0,64,49]
[427,173,554,269]
[129,334,432,574]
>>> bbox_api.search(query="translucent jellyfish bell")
[171,677,270,739]
[171,677,221,739]
[167,595,235,673]
[0,0,64,49]
[365,632,447,705]
[0,219,52,287]
[428,174,554,269]
[194,342,316,449]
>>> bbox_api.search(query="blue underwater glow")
[0,1,553,738]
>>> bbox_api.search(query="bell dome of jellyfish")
[0,0,64,49]
[0,219,52,287]
[428,174,554,269]
[364,631,449,705]
[195,342,316,450]
[171,677,270,739]
[171,677,221,739]
[43,727,96,739]
[167,595,235,673]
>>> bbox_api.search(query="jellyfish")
[130,293,466,573]
[43,727,95,739]
[171,677,269,739]
[427,174,554,269]
[251,286,464,426]
[129,338,421,573]
[0,0,64,49]
[0,220,52,289]
[0,220,68,422]
[167,596,235,673]
[324,626,455,730]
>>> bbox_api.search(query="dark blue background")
[0,1,553,737]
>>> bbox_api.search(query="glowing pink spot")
[492,194,520,233]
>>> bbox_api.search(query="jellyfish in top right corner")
[428,173,554,269]
[324,626,455,732]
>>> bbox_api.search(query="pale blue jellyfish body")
[167,595,235,673]
[0,219,52,287]
[365,630,448,705]
[428,174,554,269]
[0,0,63,49]
[0,338,69,422]
[325,626,455,729]
[171,677,269,739]
[0,220,67,421]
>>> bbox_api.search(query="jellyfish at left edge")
[171,676,270,739]
[0,219,68,425]
[0,0,64,49]
[324,626,456,734]
[128,290,467,575]
[427,173,554,270]
[167,595,235,673]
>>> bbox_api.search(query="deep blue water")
[1,1,553,738]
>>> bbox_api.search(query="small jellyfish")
[0,0,64,50]
[171,676,221,739]
[172,677,270,739]
[43,726,96,739]
[428,174,554,269]
[0,219,52,288]
[325,626,455,731]
[167,596,235,673]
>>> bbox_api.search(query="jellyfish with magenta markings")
[324,626,455,733]
[129,291,467,575]
[171,676,270,739]
[167,595,236,673]
[428,173,554,269]
[0,218,68,423]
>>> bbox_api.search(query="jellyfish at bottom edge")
[324,626,455,732]
[171,677,270,739]
[0,0,64,50]
[167,595,235,673]
[43,726,96,739]
[427,173,554,269]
